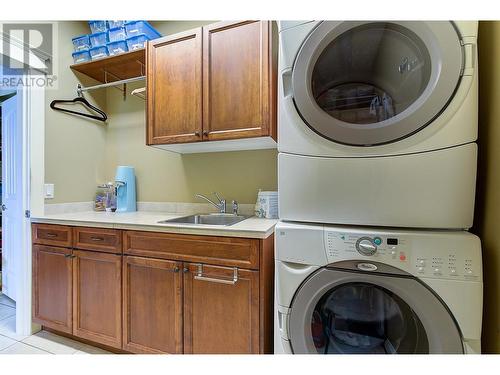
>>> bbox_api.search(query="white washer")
[278,21,478,229]
[274,221,483,354]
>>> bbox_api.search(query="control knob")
[356,237,377,256]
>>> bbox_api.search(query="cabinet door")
[32,245,73,333]
[183,263,260,354]
[202,21,274,141]
[72,250,122,349]
[147,27,203,145]
[122,256,183,354]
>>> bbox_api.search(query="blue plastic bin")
[90,31,108,47]
[126,34,150,51]
[72,50,91,64]
[88,20,107,34]
[124,21,161,39]
[108,20,126,29]
[107,40,128,56]
[72,34,90,52]
[108,27,127,42]
[89,45,108,60]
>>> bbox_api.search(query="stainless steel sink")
[158,213,249,226]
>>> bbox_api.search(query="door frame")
[0,33,45,336]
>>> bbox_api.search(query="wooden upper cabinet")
[32,245,73,334]
[203,21,275,141]
[183,263,260,354]
[72,250,122,349]
[122,256,183,354]
[147,27,203,145]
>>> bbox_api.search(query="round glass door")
[292,21,463,146]
[288,266,464,354]
[311,283,429,354]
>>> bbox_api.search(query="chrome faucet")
[195,192,226,214]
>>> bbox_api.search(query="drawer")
[123,231,260,270]
[73,227,122,254]
[32,224,72,247]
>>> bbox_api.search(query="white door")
[1,94,23,301]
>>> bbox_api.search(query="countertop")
[31,211,277,239]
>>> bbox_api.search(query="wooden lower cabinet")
[122,256,183,354]
[32,224,274,354]
[32,245,73,334]
[72,250,122,349]
[183,263,260,354]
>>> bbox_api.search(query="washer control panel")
[325,231,410,272]
[324,229,481,281]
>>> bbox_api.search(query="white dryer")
[274,221,483,354]
[278,21,478,229]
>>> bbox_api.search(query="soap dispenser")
[115,166,137,212]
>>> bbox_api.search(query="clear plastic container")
[90,31,108,47]
[107,40,128,56]
[126,34,149,51]
[72,34,90,52]
[88,20,107,34]
[124,21,161,39]
[108,27,127,42]
[107,20,126,29]
[72,50,91,64]
[89,45,108,60]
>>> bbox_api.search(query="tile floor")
[0,292,111,354]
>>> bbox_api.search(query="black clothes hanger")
[50,85,107,122]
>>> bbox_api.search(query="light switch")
[44,183,54,199]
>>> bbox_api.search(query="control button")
[399,254,406,261]
[450,268,457,275]
[373,237,382,246]
[418,260,426,266]
[418,267,425,273]
[434,268,441,274]
[356,237,377,256]
[390,250,397,256]
[466,269,473,275]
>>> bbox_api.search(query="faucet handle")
[213,191,224,203]
[232,200,238,215]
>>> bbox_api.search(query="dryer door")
[288,262,464,354]
[292,21,463,146]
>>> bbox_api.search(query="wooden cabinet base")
[32,223,275,354]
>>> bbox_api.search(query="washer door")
[288,263,464,354]
[292,21,463,146]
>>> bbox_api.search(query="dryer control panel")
[323,228,482,281]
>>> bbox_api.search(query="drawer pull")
[46,233,58,238]
[90,236,104,242]
[194,264,238,285]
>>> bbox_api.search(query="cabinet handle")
[194,264,238,285]
[46,233,58,238]
[90,236,104,242]
[202,131,209,136]
[183,267,189,273]
[64,254,75,259]
[194,131,200,137]
[173,266,180,273]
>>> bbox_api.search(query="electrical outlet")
[44,183,54,199]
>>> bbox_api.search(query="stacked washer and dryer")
[274,21,483,354]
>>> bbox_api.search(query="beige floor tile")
[0,316,29,341]
[74,342,112,354]
[22,330,81,354]
[0,342,51,354]
[0,304,16,321]
[0,294,15,308]
[0,334,16,351]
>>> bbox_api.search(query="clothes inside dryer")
[312,23,431,125]
[311,282,429,354]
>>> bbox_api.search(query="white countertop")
[31,211,277,239]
